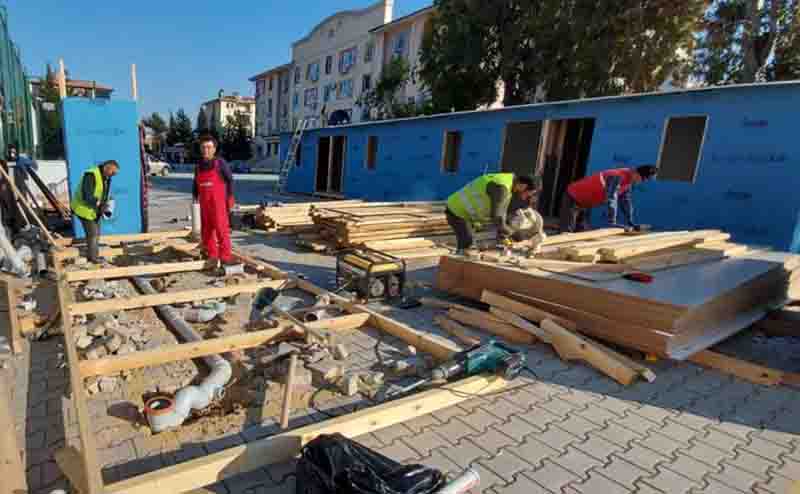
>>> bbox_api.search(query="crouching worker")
[445,173,539,255]
[71,160,120,263]
[193,135,235,271]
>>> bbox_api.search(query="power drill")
[388,340,526,396]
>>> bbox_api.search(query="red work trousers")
[196,164,232,262]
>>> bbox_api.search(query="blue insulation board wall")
[282,83,800,250]
[62,98,142,237]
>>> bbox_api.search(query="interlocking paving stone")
[743,435,793,462]
[595,422,647,449]
[698,478,753,494]
[711,419,758,442]
[726,448,780,478]
[471,428,520,455]
[555,446,603,479]
[493,414,545,439]
[504,437,560,470]
[515,406,562,431]
[558,389,603,408]
[641,465,701,494]
[630,404,678,426]
[372,423,414,446]
[482,397,528,420]
[536,397,585,419]
[592,454,649,488]
[681,439,735,468]
[401,413,442,433]
[573,433,626,460]
[421,449,463,476]
[478,450,535,482]
[378,439,422,462]
[592,395,640,418]
[772,456,800,480]
[756,427,799,449]
[436,416,481,442]
[618,444,670,474]
[573,471,633,494]
[698,428,747,455]
[470,462,507,491]
[458,408,505,433]
[613,412,662,436]
[535,425,583,453]
[432,405,470,422]
[636,431,687,458]
[667,453,719,483]
[490,474,551,494]
[573,403,620,427]
[711,463,765,491]
[756,473,796,494]
[658,420,701,445]
[440,438,493,468]
[403,429,453,457]
[524,460,581,493]
[553,414,603,440]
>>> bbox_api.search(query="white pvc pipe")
[132,277,232,432]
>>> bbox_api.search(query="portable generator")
[336,248,407,301]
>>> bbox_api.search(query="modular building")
[282,82,800,250]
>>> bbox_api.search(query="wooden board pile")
[242,200,365,232]
[438,229,800,360]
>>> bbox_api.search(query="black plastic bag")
[296,433,445,494]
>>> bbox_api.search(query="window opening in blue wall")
[366,136,378,170]
[657,115,708,183]
[442,131,462,173]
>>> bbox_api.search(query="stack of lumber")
[438,240,800,360]
[244,200,365,232]
[310,201,449,249]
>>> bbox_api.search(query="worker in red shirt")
[559,165,658,233]
[193,135,235,271]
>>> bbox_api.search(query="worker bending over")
[446,173,539,254]
[72,160,120,263]
[193,135,235,271]
[560,165,658,233]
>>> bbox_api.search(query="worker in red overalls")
[560,165,658,233]
[193,135,235,271]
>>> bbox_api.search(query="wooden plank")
[541,319,641,386]
[79,326,288,378]
[231,249,289,279]
[447,308,539,345]
[305,313,370,331]
[65,260,207,282]
[433,315,479,347]
[0,279,24,355]
[560,231,693,257]
[753,306,800,337]
[55,230,191,247]
[540,228,627,246]
[689,350,783,386]
[0,371,26,494]
[104,375,507,494]
[55,271,104,493]
[481,290,579,332]
[70,279,290,315]
[53,245,126,262]
[600,232,731,261]
[490,307,550,341]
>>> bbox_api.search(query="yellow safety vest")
[446,173,515,225]
[72,167,104,221]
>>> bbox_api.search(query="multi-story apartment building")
[250,64,292,160]
[200,90,256,136]
[369,5,433,106]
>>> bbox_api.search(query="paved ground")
[4,174,800,494]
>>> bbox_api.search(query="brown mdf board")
[438,253,794,359]
[0,370,26,493]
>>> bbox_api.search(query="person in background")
[193,135,235,271]
[71,160,120,263]
[445,173,540,254]
[560,165,658,233]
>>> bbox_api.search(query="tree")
[38,64,64,159]
[358,58,428,120]
[142,112,167,134]
[694,0,800,84]
[220,113,252,161]
[196,107,209,133]
[166,109,192,145]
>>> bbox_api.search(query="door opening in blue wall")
[315,135,346,194]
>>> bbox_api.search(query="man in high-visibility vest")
[560,165,658,233]
[72,160,120,263]
[445,173,539,254]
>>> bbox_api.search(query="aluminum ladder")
[277,118,311,192]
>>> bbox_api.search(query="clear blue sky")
[5,1,430,122]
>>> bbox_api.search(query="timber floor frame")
[51,230,499,494]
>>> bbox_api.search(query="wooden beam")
[433,315,478,347]
[70,279,290,316]
[305,313,370,331]
[481,290,579,332]
[541,319,643,386]
[103,375,507,494]
[0,165,60,247]
[65,260,207,282]
[0,371,26,494]
[55,270,105,493]
[53,245,126,263]
[54,230,191,247]
[231,249,289,279]
[447,308,539,345]
[689,350,784,386]
[541,228,626,246]
[79,326,287,378]
[490,307,550,341]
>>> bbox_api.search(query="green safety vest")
[446,173,515,225]
[72,167,104,221]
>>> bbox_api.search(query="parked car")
[147,156,171,176]
[230,161,251,174]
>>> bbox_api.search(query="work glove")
[227,196,235,212]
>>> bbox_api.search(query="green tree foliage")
[358,58,432,119]
[142,112,167,134]
[420,0,706,109]
[694,0,800,84]
[38,64,64,159]
[196,107,209,133]
[167,109,192,145]
[220,113,252,161]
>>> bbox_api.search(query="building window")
[441,131,462,173]
[339,47,357,74]
[294,67,301,84]
[325,55,333,75]
[657,116,708,183]
[366,136,378,170]
[392,30,410,58]
[282,74,289,93]
[304,88,318,109]
[282,104,288,117]
[337,79,354,99]
[256,79,265,97]
[362,74,372,92]
[323,83,336,103]
[306,62,320,82]
[267,98,273,115]
[269,77,274,91]
[292,92,299,109]
[365,42,375,62]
